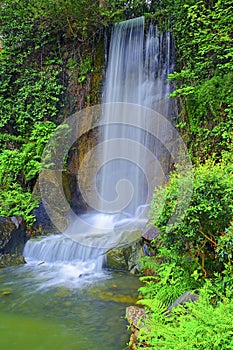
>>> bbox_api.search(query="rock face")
[32,110,100,234]
[0,216,28,267]
[32,203,57,234]
[141,224,159,257]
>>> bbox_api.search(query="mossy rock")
[0,254,26,268]
[106,240,143,273]
[107,248,130,270]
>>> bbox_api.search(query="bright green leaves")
[0,183,38,225]
[138,290,233,349]
[139,159,233,347]
[0,122,56,188]
[167,0,233,159]
[0,69,64,135]
[184,72,233,158]
[0,0,65,137]
[77,57,95,83]
[172,0,233,81]
[150,157,233,277]
[32,0,101,40]
[0,122,56,224]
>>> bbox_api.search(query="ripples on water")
[0,264,141,350]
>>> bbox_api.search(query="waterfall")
[23,17,174,279]
[98,17,174,217]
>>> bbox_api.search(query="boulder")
[126,306,147,350]
[32,203,57,234]
[167,291,199,311]
[126,306,146,330]
[106,240,143,273]
[141,225,159,242]
[0,254,26,268]
[0,216,28,268]
[141,225,159,257]
[0,216,28,256]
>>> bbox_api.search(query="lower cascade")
[24,234,105,270]
[23,234,107,289]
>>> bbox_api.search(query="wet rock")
[36,170,71,233]
[126,306,147,349]
[31,203,57,234]
[141,225,159,257]
[0,216,28,268]
[1,290,12,296]
[0,216,28,256]
[126,306,146,330]
[0,254,26,268]
[99,292,137,304]
[107,240,143,273]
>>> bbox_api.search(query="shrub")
[137,282,233,350]
[150,156,233,277]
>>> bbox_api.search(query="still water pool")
[0,264,141,350]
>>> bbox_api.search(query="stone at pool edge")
[126,291,199,349]
[0,216,28,267]
[106,240,143,273]
[0,254,26,268]
[126,306,146,330]
[126,306,147,350]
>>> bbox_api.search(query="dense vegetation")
[132,1,233,349]
[0,0,105,222]
[0,0,233,348]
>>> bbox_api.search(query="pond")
[0,263,141,350]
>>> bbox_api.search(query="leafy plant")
[167,0,233,159]
[150,156,233,277]
[0,183,38,225]
[0,122,56,223]
[137,283,233,349]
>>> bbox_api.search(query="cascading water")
[98,17,174,218]
[23,16,174,282]
[23,234,106,289]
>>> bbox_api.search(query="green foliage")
[34,0,101,41]
[0,0,65,138]
[138,248,199,312]
[0,68,64,135]
[77,57,95,83]
[170,0,233,79]
[167,0,233,159]
[150,156,233,277]
[0,122,56,187]
[0,183,38,225]
[216,223,233,263]
[137,283,233,349]
[0,122,56,223]
[100,0,153,23]
[174,72,233,159]
[136,249,233,349]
